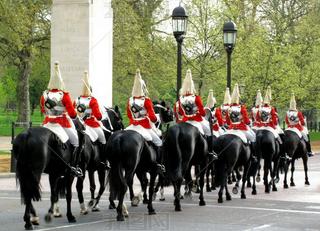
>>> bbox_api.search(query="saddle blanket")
[125,124,152,141]
[85,125,99,142]
[257,126,279,138]
[223,129,247,143]
[186,120,204,135]
[285,127,302,138]
[43,123,69,143]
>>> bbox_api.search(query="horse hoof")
[272,187,278,192]
[218,198,223,203]
[175,205,182,211]
[44,214,52,223]
[290,182,295,187]
[68,215,76,223]
[131,196,140,207]
[143,199,148,204]
[232,187,238,194]
[180,195,184,200]
[256,176,261,182]
[226,194,232,201]
[92,205,100,212]
[206,187,211,192]
[53,212,62,218]
[88,200,94,208]
[199,200,206,206]
[149,210,156,215]
[117,215,125,221]
[160,198,165,201]
[241,194,246,199]
[265,189,270,194]
[275,178,280,184]
[30,216,40,225]
[284,184,289,189]
[211,186,216,191]
[109,204,116,209]
[252,190,257,195]
[247,183,252,188]
[24,223,33,230]
[305,181,310,185]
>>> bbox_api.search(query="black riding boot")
[250,142,257,162]
[278,134,291,161]
[155,145,166,174]
[306,135,314,157]
[70,146,83,177]
[206,135,218,160]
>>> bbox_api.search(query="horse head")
[102,106,124,132]
[153,100,174,124]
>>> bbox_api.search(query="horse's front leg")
[76,170,88,215]
[290,159,296,187]
[87,170,96,208]
[198,162,206,206]
[302,155,310,185]
[147,170,157,215]
[92,169,107,211]
[240,161,250,199]
[66,175,76,223]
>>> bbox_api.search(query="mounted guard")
[251,90,263,130]
[40,61,83,176]
[175,69,216,158]
[225,83,255,145]
[256,86,283,145]
[216,87,231,129]
[204,89,224,137]
[285,93,314,157]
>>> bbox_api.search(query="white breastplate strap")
[286,127,302,138]
[43,123,69,143]
[222,130,247,143]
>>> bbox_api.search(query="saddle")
[43,123,69,143]
[222,130,248,144]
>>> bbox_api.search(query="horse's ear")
[114,105,119,112]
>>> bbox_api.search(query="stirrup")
[71,166,83,177]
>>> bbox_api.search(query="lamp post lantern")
[223,20,237,90]
[172,5,188,101]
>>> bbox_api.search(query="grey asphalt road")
[1,156,320,231]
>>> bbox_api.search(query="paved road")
[1,156,320,231]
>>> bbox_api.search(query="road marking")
[36,218,114,231]
[2,196,320,215]
[243,224,272,230]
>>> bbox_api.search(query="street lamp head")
[172,5,188,40]
[223,20,237,52]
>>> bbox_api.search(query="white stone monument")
[51,0,113,107]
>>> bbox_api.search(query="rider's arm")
[271,107,278,125]
[62,92,77,119]
[241,105,250,125]
[40,95,45,114]
[285,114,289,126]
[215,108,224,126]
[298,111,305,126]
[145,98,157,123]
[126,99,134,123]
[89,97,102,120]
[195,95,206,117]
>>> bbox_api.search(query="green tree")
[0,0,50,123]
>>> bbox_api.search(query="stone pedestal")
[51,0,113,106]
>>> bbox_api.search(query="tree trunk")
[17,60,31,124]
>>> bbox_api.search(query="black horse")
[255,129,280,193]
[213,134,251,203]
[13,120,84,230]
[162,122,208,211]
[75,107,124,213]
[283,130,309,188]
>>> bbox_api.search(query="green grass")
[0,108,43,136]
[0,150,10,155]
[310,132,320,142]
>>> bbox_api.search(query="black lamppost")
[172,5,188,101]
[223,20,237,90]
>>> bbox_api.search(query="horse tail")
[108,137,127,200]
[15,130,42,204]
[163,128,182,186]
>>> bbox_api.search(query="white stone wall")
[51,0,113,107]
